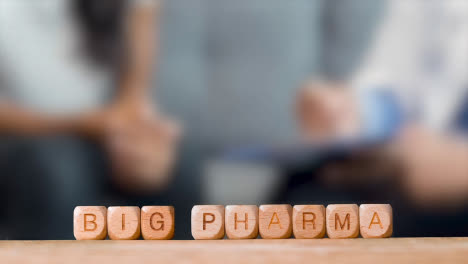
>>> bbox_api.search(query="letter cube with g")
[191,205,225,239]
[141,206,175,240]
[74,206,107,240]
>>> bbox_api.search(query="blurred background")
[2,0,468,239]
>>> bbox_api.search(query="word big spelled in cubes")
[74,206,175,240]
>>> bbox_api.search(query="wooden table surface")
[2,238,468,264]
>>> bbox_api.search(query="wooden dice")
[74,206,107,240]
[259,205,292,239]
[225,205,259,239]
[74,204,393,240]
[107,206,141,240]
[191,205,225,239]
[326,204,360,239]
[141,206,175,240]
[359,204,393,238]
[292,205,326,239]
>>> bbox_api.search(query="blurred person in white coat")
[298,0,468,208]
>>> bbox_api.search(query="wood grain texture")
[359,204,392,238]
[326,204,359,239]
[293,205,325,239]
[107,206,141,240]
[225,205,259,239]
[73,206,107,240]
[141,206,175,240]
[259,205,292,239]
[3,238,468,264]
[191,205,225,240]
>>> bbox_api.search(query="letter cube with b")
[326,204,359,239]
[359,204,392,238]
[141,206,175,240]
[73,206,107,240]
[191,205,225,239]
[225,205,259,239]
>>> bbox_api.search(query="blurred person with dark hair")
[0,0,181,239]
[297,0,468,236]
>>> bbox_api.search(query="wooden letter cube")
[225,205,258,239]
[107,206,141,240]
[73,206,107,240]
[259,204,292,239]
[191,205,225,239]
[326,204,359,239]
[292,205,325,239]
[141,206,175,240]
[359,204,393,238]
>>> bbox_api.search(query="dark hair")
[73,0,128,68]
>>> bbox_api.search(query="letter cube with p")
[191,205,225,239]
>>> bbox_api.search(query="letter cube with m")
[326,204,359,239]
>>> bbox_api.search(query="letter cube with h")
[225,205,259,239]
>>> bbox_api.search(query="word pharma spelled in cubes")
[73,204,392,240]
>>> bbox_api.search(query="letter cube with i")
[292,205,325,239]
[326,204,359,238]
[225,205,258,239]
[107,206,141,240]
[74,206,107,240]
[259,204,292,239]
[141,206,175,240]
[191,205,225,239]
[359,204,392,238]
